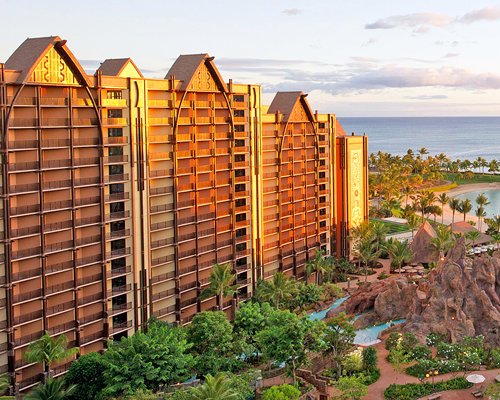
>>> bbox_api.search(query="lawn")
[444,172,500,185]
[371,219,410,235]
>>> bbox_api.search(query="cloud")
[282,8,302,16]
[460,7,500,23]
[366,7,500,32]
[405,95,448,100]
[444,53,459,58]
[365,13,452,30]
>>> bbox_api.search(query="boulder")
[328,239,500,346]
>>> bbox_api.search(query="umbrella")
[466,374,485,384]
[406,268,418,274]
[496,374,500,383]
[394,268,405,273]
[415,266,425,271]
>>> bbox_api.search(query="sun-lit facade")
[0,36,368,392]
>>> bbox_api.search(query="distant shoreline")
[444,182,500,196]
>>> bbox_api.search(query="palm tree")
[199,263,236,310]
[24,378,76,400]
[385,239,414,273]
[406,213,421,239]
[306,249,330,285]
[458,199,472,222]
[371,221,388,253]
[353,238,381,282]
[188,374,239,400]
[24,332,78,378]
[475,206,487,232]
[484,215,500,234]
[466,230,481,248]
[488,159,499,175]
[437,193,449,224]
[430,226,454,261]
[0,374,14,400]
[255,272,296,309]
[448,198,460,224]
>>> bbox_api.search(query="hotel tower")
[0,36,368,392]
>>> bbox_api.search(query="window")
[235,169,246,177]
[320,221,326,228]
[320,196,326,203]
[235,154,245,162]
[109,165,123,175]
[318,122,325,129]
[108,109,122,118]
[319,135,325,141]
[111,221,125,232]
[235,198,246,207]
[110,183,124,194]
[320,160,326,166]
[319,172,326,179]
[107,91,123,100]
[236,257,247,267]
[236,243,246,252]
[235,139,245,147]
[234,110,245,117]
[111,258,126,269]
[235,184,246,192]
[233,95,244,102]
[320,233,327,242]
[319,147,325,154]
[236,213,246,222]
[321,245,327,252]
[319,184,326,191]
[320,208,326,216]
[109,128,123,137]
[112,276,126,288]
[109,147,123,157]
[111,239,125,251]
[236,228,247,237]
[110,202,125,213]
[234,125,245,132]
[112,293,127,307]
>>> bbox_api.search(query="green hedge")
[384,377,473,400]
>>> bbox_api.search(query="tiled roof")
[410,221,438,264]
[5,36,59,74]
[267,91,303,117]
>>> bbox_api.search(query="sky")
[1,0,500,117]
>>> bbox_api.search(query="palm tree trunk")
[452,211,455,224]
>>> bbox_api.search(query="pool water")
[308,296,349,320]
[307,296,406,346]
[454,189,500,217]
[353,319,406,346]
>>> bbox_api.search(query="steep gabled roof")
[4,36,90,85]
[165,53,228,92]
[98,58,143,78]
[410,221,438,264]
[267,91,315,123]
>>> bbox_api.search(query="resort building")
[0,36,368,392]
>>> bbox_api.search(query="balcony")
[77,272,103,286]
[11,246,41,260]
[151,288,176,301]
[13,310,43,326]
[80,330,104,345]
[110,265,132,277]
[106,247,131,259]
[10,182,40,194]
[77,293,102,306]
[152,305,176,318]
[110,302,132,316]
[46,281,73,295]
[102,118,128,126]
[111,320,132,334]
[101,98,128,107]
[108,283,132,297]
[105,173,129,183]
[48,321,76,335]
[14,330,44,347]
[11,267,42,282]
[105,210,130,222]
[150,271,175,284]
[46,300,75,316]
[79,311,104,325]
[104,137,128,145]
[180,297,197,309]
[151,254,175,266]
[12,288,42,304]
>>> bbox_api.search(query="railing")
[13,310,43,326]
[150,271,175,283]
[111,320,132,333]
[47,300,75,316]
[80,330,104,345]
[151,288,176,301]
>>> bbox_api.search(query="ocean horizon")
[339,116,500,161]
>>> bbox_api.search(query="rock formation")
[328,239,500,345]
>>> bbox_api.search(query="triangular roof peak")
[98,58,143,78]
[5,36,90,86]
[267,91,315,123]
[165,53,228,92]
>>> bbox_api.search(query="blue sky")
[1,0,500,116]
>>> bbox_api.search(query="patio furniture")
[495,374,500,383]
[428,394,441,400]
[467,374,485,384]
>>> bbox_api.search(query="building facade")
[0,36,368,392]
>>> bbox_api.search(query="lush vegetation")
[405,334,500,379]
[384,377,473,400]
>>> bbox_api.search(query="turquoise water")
[308,298,406,346]
[353,319,406,346]
[308,296,349,320]
[340,117,500,162]
[454,189,500,217]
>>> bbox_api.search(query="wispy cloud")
[366,7,500,32]
[460,7,500,23]
[282,8,302,16]
[405,95,448,100]
[365,13,452,30]
[444,53,459,58]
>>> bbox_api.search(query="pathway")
[363,340,499,400]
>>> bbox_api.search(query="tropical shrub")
[362,347,378,372]
[334,376,368,400]
[410,345,432,360]
[320,283,343,301]
[66,352,108,400]
[425,332,447,347]
[384,377,472,400]
[261,384,301,400]
[341,349,363,374]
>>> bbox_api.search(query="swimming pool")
[308,296,349,320]
[353,319,406,346]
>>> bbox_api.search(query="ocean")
[339,117,500,161]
